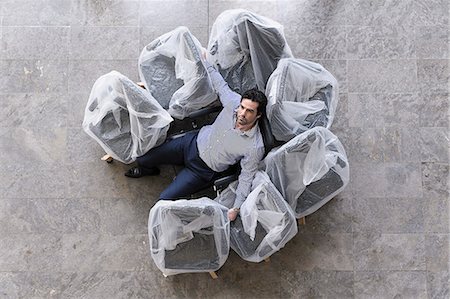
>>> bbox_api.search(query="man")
[125,61,266,221]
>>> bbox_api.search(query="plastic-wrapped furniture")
[215,171,297,262]
[82,71,173,164]
[266,58,339,142]
[263,127,349,218]
[207,9,292,94]
[139,26,217,119]
[148,198,230,276]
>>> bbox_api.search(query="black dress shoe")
[125,167,160,178]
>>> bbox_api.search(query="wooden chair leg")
[209,271,218,279]
[101,154,113,163]
[136,82,146,89]
[298,217,306,225]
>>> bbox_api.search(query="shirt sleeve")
[205,61,241,108]
[233,145,265,209]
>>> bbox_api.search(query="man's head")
[236,89,267,131]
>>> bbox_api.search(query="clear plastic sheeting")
[83,71,173,164]
[263,127,349,218]
[207,9,293,94]
[148,198,230,276]
[139,26,217,119]
[215,171,297,263]
[266,58,339,142]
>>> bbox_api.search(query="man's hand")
[227,208,239,221]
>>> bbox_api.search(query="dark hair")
[241,88,267,116]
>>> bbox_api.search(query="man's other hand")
[227,208,239,221]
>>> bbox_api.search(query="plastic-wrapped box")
[139,26,217,119]
[148,198,230,276]
[263,127,349,218]
[82,71,173,164]
[266,58,339,142]
[216,171,297,262]
[207,9,292,94]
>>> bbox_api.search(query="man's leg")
[126,132,197,178]
[159,168,211,200]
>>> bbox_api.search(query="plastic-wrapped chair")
[215,171,297,263]
[148,198,230,277]
[207,9,292,94]
[82,71,173,164]
[263,127,349,218]
[139,26,217,119]
[266,58,339,142]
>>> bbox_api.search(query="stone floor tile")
[59,271,162,298]
[2,27,69,60]
[140,26,209,50]
[348,59,417,93]
[66,127,107,164]
[0,93,68,128]
[382,93,421,126]
[68,59,138,93]
[0,126,67,165]
[349,162,386,198]
[415,26,450,59]
[298,194,353,233]
[61,234,151,272]
[140,0,208,28]
[280,0,347,27]
[346,0,414,26]
[385,162,423,198]
[330,93,349,130]
[413,0,449,26]
[0,272,64,299]
[71,0,139,26]
[346,25,415,59]
[423,197,450,233]
[348,93,384,128]
[427,271,450,299]
[354,271,427,299]
[352,197,424,233]
[417,59,450,94]
[421,162,449,200]
[0,60,69,93]
[278,233,353,271]
[419,93,449,127]
[66,161,134,199]
[70,26,140,60]
[420,127,449,163]
[0,234,62,272]
[354,233,426,271]
[63,198,102,233]
[384,126,421,162]
[426,234,449,272]
[340,127,385,163]
[280,270,354,298]
[67,92,89,128]
[208,1,281,25]
[1,0,72,26]
[284,25,346,60]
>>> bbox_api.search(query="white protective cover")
[148,198,230,276]
[216,171,297,263]
[139,26,217,119]
[207,9,293,94]
[266,58,339,142]
[82,71,173,164]
[263,127,349,218]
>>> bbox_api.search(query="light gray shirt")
[197,63,265,208]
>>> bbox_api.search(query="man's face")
[236,98,260,130]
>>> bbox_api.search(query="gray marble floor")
[0,0,449,298]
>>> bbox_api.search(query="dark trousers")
[136,131,218,200]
